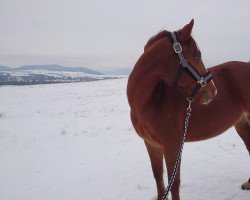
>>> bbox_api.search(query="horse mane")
[144,30,170,51]
[151,80,166,109]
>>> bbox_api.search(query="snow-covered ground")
[0,78,249,200]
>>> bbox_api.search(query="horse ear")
[180,19,194,42]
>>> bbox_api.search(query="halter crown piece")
[171,31,213,98]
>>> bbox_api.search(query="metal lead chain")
[161,97,194,200]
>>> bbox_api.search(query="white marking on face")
[210,80,217,96]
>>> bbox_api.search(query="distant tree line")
[0,73,118,85]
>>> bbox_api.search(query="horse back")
[187,61,250,141]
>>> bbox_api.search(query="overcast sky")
[1,0,250,70]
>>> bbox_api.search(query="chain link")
[161,97,194,200]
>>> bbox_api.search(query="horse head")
[142,19,217,105]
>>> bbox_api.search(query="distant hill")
[0,65,11,71]
[103,67,132,75]
[0,64,103,75]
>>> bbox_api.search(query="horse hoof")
[241,180,250,190]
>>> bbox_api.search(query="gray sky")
[1,0,250,70]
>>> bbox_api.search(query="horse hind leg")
[144,142,165,200]
[234,113,250,190]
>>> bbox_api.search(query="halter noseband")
[170,31,213,98]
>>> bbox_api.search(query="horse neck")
[127,40,186,114]
[127,65,187,117]
[127,65,160,112]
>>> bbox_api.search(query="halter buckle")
[197,77,207,87]
[173,42,182,54]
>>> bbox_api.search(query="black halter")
[170,31,213,98]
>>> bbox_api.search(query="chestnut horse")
[127,20,250,200]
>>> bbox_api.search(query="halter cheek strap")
[170,31,213,98]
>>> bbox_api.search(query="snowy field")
[0,78,250,200]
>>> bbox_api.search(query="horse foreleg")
[163,145,181,200]
[145,142,165,200]
[234,114,250,190]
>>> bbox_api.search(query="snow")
[0,78,249,200]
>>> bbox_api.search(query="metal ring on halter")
[197,77,207,87]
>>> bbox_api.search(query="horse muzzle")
[197,80,217,105]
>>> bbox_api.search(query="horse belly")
[186,101,243,142]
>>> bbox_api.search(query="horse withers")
[127,19,250,200]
